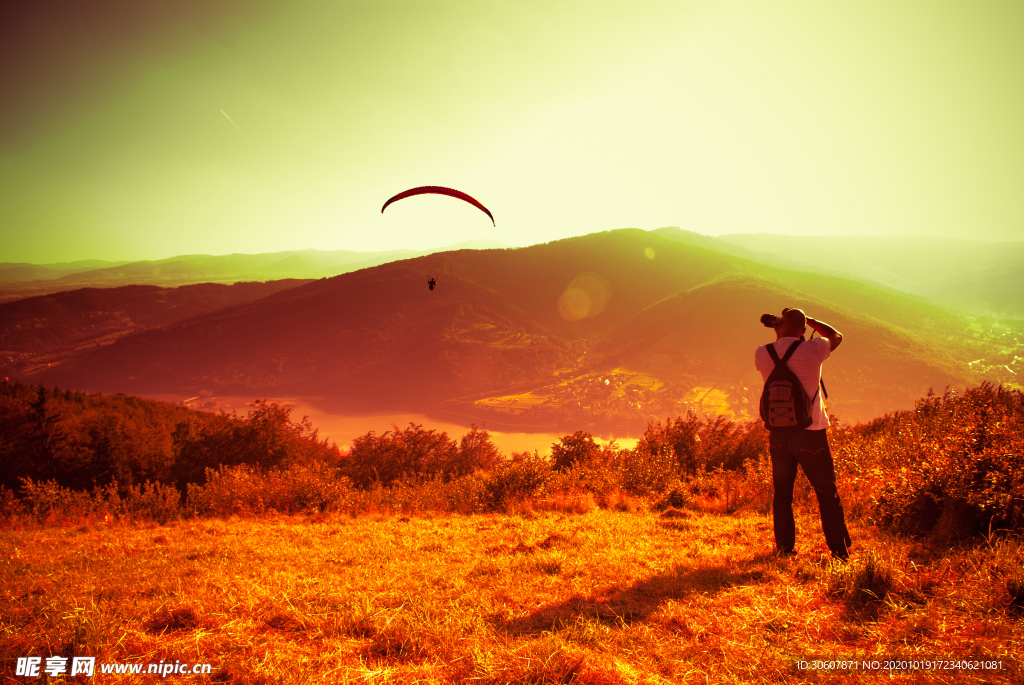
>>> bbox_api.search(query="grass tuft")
[829,551,894,611]
[1004,571,1024,614]
[144,606,202,633]
[653,486,691,511]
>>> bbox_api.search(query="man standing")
[755,308,852,560]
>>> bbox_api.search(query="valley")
[11,229,1008,433]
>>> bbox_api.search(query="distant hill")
[707,232,1024,317]
[26,230,981,429]
[588,272,968,423]
[0,259,131,287]
[0,280,313,379]
[0,240,509,303]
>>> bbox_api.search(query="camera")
[760,313,778,328]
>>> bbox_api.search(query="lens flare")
[557,272,611,321]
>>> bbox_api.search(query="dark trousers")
[769,429,851,558]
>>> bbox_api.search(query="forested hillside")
[0,280,315,380]
[26,229,981,428]
[0,382,338,493]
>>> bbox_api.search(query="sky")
[2,0,1023,263]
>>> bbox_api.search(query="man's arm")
[807,317,843,351]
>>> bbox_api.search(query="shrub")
[440,473,488,514]
[343,423,500,488]
[687,465,767,515]
[653,485,691,511]
[186,463,353,516]
[0,485,24,524]
[19,478,98,524]
[1,385,348,494]
[551,431,602,472]
[619,445,680,496]
[187,464,270,517]
[548,461,620,502]
[484,451,552,508]
[635,412,767,475]
[108,480,183,524]
[536,491,597,514]
[457,425,501,473]
[1005,572,1024,615]
[173,400,342,487]
[863,384,1024,539]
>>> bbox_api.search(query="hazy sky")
[2,0,1023,263]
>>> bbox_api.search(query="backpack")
[759,340,819,431]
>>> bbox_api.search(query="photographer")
[755,308,852,561]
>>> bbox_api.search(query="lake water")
[146,394,638,456]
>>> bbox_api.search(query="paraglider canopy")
[381,186,495,226]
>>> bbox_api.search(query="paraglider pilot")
[428,276,437,291]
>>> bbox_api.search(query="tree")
[343,423,459,487]
[455,425,501,474]
[551,431,602,472]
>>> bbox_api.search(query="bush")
[19,478,98,524]
[440,473,488,515]
[620,446,680,496]
[0,486,23,524]
[107,480,183,524]
[6,382,1018,535]
[551,431,602,472]
[343,423,500,488]
[457,425,501,473]
[686,465,768,515]
[548,462,618,502]
[653,486,691,511]
[860,384,1024,539]
[484,451,552,508]
[339,472,488,516]
[635,412,767,475]
[186,463,353,516]
[11,478,183,524]
[174,400,342,487]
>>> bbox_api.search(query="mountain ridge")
[712,232,1024,317]
[0,240,510,303]
[24,229,983,429]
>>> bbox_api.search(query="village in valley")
[469,367,755,433]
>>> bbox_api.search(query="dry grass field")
[2,507,1021,684]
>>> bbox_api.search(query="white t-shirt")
[754,336,831,430]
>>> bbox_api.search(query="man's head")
[775,307,806,338]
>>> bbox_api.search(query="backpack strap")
[766,340,802,365]
[780,339,802,362]
[779,339,817,405]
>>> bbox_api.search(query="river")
[145,394,638,455]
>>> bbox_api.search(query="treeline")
[0,280,313,355]
[0,379,770,522]
[2,380,1022,546]
[0,382,340,493]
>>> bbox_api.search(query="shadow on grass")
[495,553,776,635]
